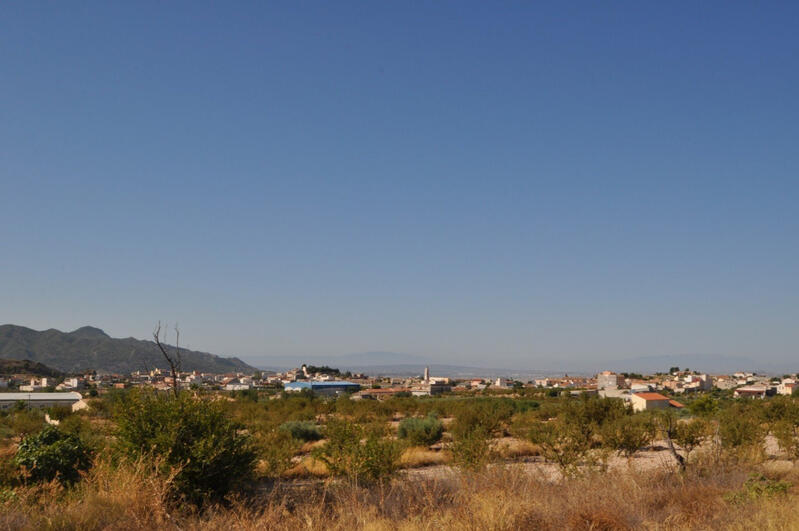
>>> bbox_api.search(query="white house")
[777,379,797,396]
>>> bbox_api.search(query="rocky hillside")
[0,325,256,374]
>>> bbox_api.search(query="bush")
[719,408,764,450]
[279,420,323,442]
[398,415,444,446]
[688,395,719,417]
[450,399,515,438]
[114,390,256,504]
[601,415,655,458]
[724,474,791,504]
[14,425,92,485]
[256,430,298,478]
[313,419,401,484]
[451,428,492,471]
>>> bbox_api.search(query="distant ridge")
[585,354,773,375]
[0,324,256,374]
[0,358,63,378]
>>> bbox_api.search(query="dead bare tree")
[153,321,182,398]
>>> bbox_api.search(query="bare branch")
[153,320,181,398]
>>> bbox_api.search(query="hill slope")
[0,358,63,378]
[0,325,256,374]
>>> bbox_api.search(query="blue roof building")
[283,381,361,396]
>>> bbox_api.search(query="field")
[2,387,799,529]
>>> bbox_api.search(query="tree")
[656,411,687,471]
[528,419,591,473]
[15,425,92,485]
[719,407,764,451]
[688,395,719,417]
[153,321,182,398]
[672,418,712,462]
[602,415,655,458]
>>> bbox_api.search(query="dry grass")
[399,447,451,468]
[2,457,799,530]
[283,456,330,478]
[301,439,328,453]
[492,437,540,459]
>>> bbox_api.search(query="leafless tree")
[153,321,182,398]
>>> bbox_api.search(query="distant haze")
[1,4,797,372]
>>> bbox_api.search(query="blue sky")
[1,2,797,369]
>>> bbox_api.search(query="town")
[2,362,796,411]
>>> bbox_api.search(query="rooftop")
[0,392,83,401]
[633,392,670,401]
[284,381,360,388]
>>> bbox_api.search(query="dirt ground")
[404,434,796,482]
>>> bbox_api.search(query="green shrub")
[688,395,719,417]
[313,419,401,484]
[719,408,764,450]
[256,430,298,478]
[7,409,46,437]
[14,425,92,485]
[279,420,323,442]
[114,390,256,505]
[450,399,515,438]
[451,427,492,471]
[398,415,444,446]
[724,474,791,504]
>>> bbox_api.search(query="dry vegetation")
[3,389,799,529]
[2,457,799,530]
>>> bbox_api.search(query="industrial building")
[0,392,84,410]
[283,381,361,396]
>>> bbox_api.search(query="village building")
[597,371,625,390]
[630,392,684,412]
[733,385,774,399]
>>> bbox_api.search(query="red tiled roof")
[668,400,684,408]
[634,392,669,401]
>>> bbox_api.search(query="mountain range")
[255,351,782,377]
[0,324,256,374]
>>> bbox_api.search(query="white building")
[597,371,625,390]
[778,380,797,396]
[734,385,771,399]
[630,392,683,412]
[0,392,83,410]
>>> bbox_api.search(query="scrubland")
[2,387,799,529]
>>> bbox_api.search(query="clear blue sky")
[1,2,797,369]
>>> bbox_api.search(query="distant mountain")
[347,364,554,380]
[583,354,778,375]
[0,358,63,378]
[0,325,256,374]
[254,351,425,371]
[253,351,552,380]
